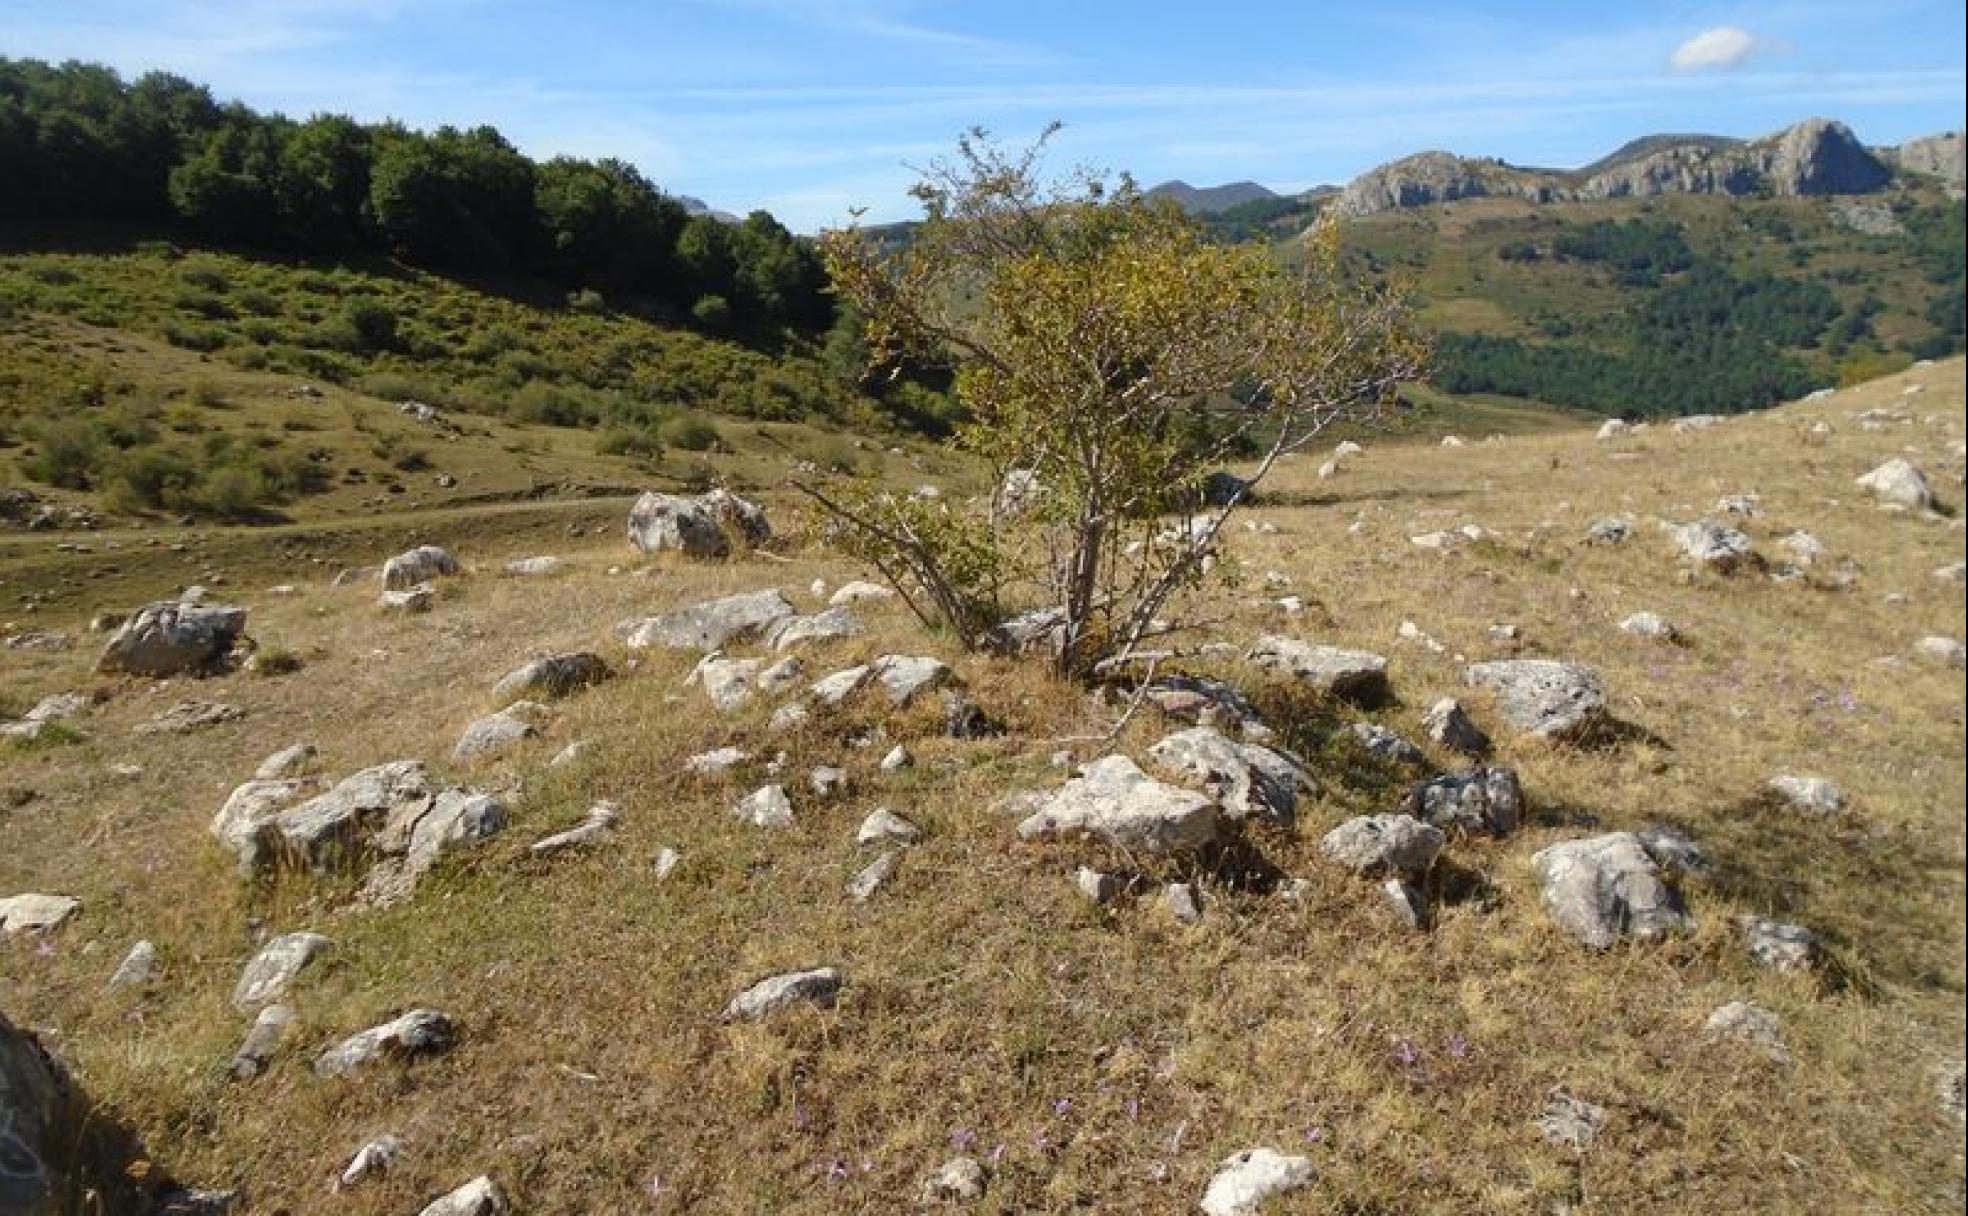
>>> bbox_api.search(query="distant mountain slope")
[1145,180,1279,214]
[1334,118,1900,218]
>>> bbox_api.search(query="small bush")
[23,418,105,489]
[253,647,304,676]
[662,415,723,452]
[596,425,663,460]
[163,322,228,352]
[567,288,606,314]
[178,265,230,292]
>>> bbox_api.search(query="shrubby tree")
[809,127,1423,677]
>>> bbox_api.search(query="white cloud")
[1671,26,1761,72]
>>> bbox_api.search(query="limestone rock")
[1140,674,1269,738]
[1420,697,1491,755]
[135,700,245,735]
[1199,1147,1315,1216]
[337,1135,401,1189]
[1669,519,1758,571]
[1585,516,1632,544]
[378,584,434,613]
[1165,881,1203,925]
[846,851,899,901]
[857,807,922,846]
[1075,867,1122,904]
[232,931,332,1009]
[254,743,317,780]
[1914,636,1966,667]
[1536,1089,1607,1149]
[95,600,245,676]
[1348,722,1424,765]
[1320,814,1444,879]
[452,708,538,762]
[616,588,795,651]
[1532,833,1691,948]
[491,652,610,702]
[381,545,459,590]
[1247,636,1390,701]
[1619,612,1676,640]
[1464,659,1606,741]
[1739,916,1822,972]
[686,746,751,778]
[1705,1001,1790,1063]
[830,580,896,606]
[1015,755,1222,855]
[314,1009,455,1077]
[722,968,842,1020]
[767,606,865,652]
[1402,767,1523,836]
[229,1003,294,1080]
[417,1175,508,1216]
[626,492,730,557]
[919,1155,986,1204]
[0,1011,79,1216]
[1768,775,1845,815]
[0,893,79,935]
[504,555,565,577]
[1147,726,1316,825]
[108,940,159,989]
[529,802,618,857]
[1855,458,1932,510]
[734,784,794,828]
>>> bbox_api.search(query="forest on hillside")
[0,57,831,340]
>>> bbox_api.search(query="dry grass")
[3,362,1964,1214]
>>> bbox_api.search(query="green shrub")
[178,264,230,292]
[23,418,105,488]
[662,414,723,452]
[163,322,228,352]
[196,464,271,518]
[567,288,606,314]
[596,424,663,459]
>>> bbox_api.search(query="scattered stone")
[1739,916,1822,973]
[1165,881,1203,925]
[1935,561,1966,584]
[1531,833,1691,948]
[847,851,899,901]
[1536,1089,1607,1149]
[491,652,610,702]
[653,846,683,879]
[617,588,796,652]
[452,708,539,762]
[4,629,70,651]
[722,968,842,1020]
[1619,612,1676,640]
[1937,1063,1966,1122]
[229,1003,295,1080]
[337,1135,402,1189]
[879,744,912,772]
[378,584,435,612]
[1705,1001,1790,1063]
[1147,726,1316,825]
[733,784,794,828]
[1464,659,1607,741]
[503,555,565,577]
[1320,814,1444,879]
[857,807,922,846]
[829,580,896,606]
[1635,825,1710,876]
[1855,458,1933,510]
[768,702,811,733]
[1769,775,1846,815]
[686,747,751,778]
[1584,516,1632,544]
[1246,636,1390,701]
[314,1009,455,1077]
[135,700,245,735]
[1075,867,1122,904]
[1348,721,1424,764]
[416,1175,508,1216]
[767,606,865,651]
[627,489,769,556]
[529,802,618,857]
[981,606,1065,656]
[942,692,1004,739]
[809,766,849,798]
[1381,877,1427,929]
[232,932,333,1009]
[919,1155,987,1204]
[1669,519,1758,572]
[1199,1147,1315,1216]
[381,545,460,591]
[1716,493,1759,517]
[1595,419,1631,440]
[1779,531,1825,566]
[547,741,591,769]
[1015,755,1221,855]
[96,600,245,676]
[254,743,317,780]
[1402,766,1523,836]
[1421,697,1490,755]
[108,940,159,989]
[0,893,79,935]
[1672,414,1722,433]
[1914,636,1966,667]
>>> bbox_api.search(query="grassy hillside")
[1325,187,1966,413]
[3,360,1962,1213]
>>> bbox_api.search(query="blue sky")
[2,0,1963,230]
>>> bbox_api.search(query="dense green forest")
[1433,205,1966,414]
[0,57,830,340]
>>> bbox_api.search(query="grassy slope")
[1328,187,1959,367]
[2,359,1962,1213]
